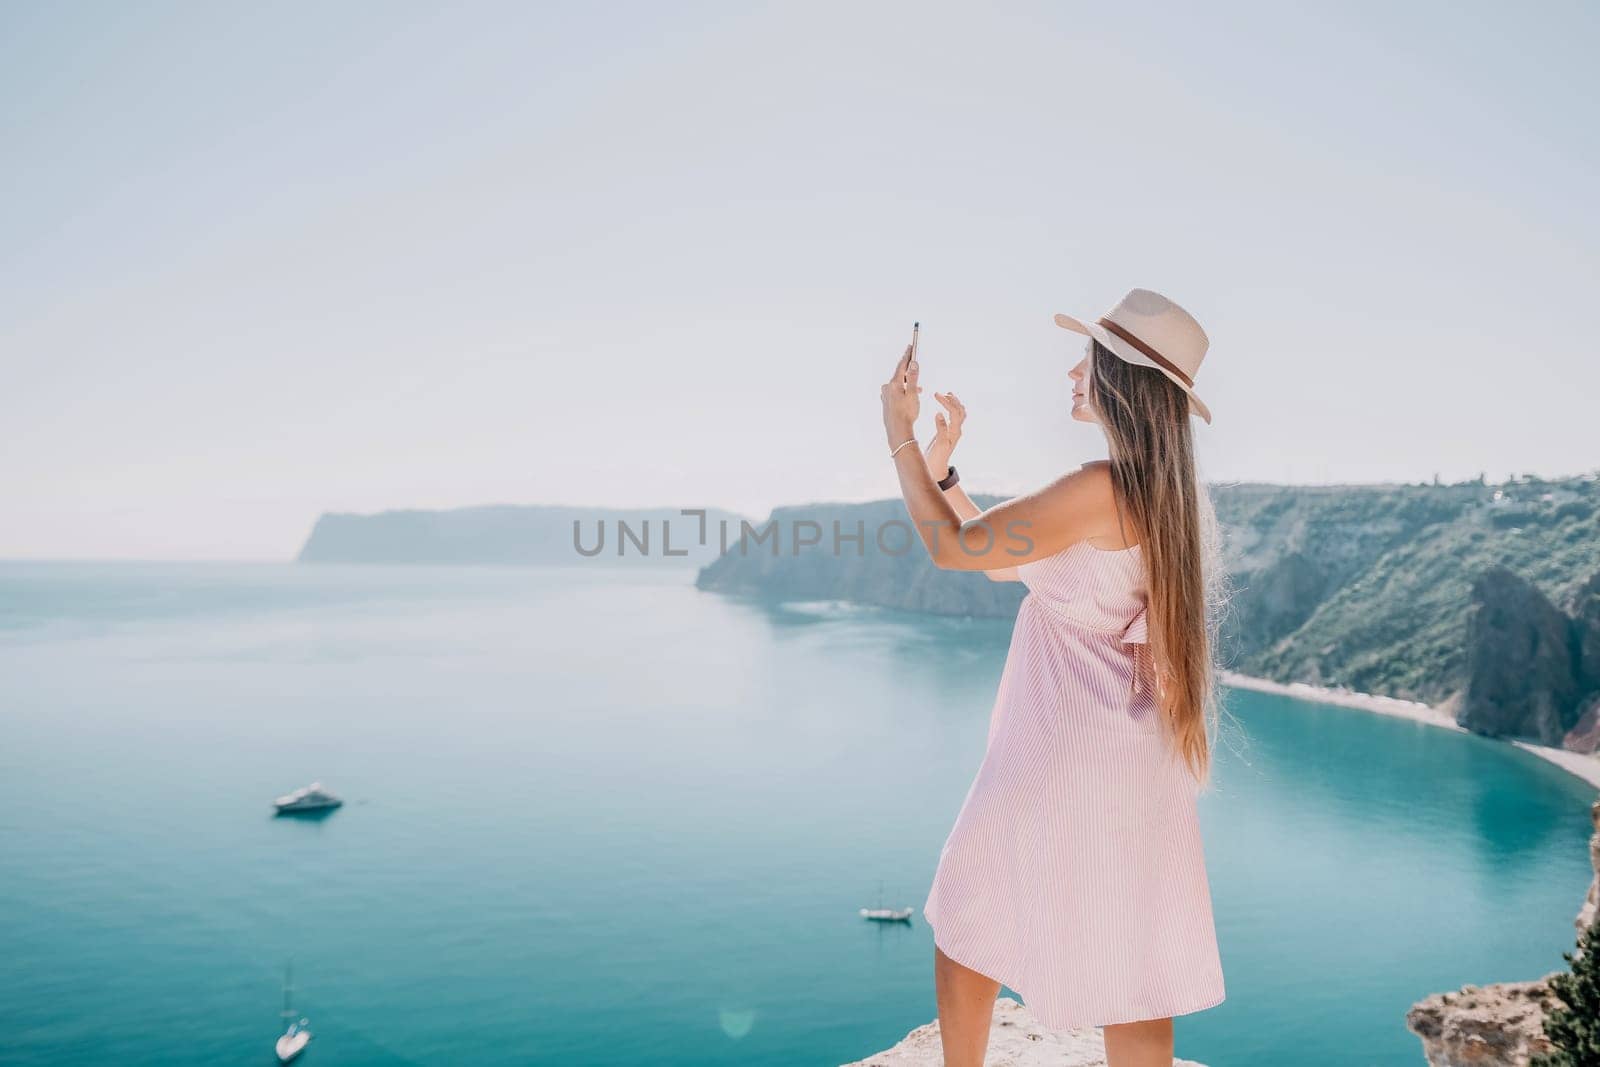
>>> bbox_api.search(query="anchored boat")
[273,782,343,815]
[860,880,915,923]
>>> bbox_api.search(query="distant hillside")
[297,505,747,566]
[695,474,1600,731]
[1223,477,1600,709]
[694,495,1028,618]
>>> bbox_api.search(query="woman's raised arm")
[881,344,1109,572]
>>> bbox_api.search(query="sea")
[0,562,1593,1066]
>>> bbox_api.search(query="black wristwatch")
[937,465,960,491]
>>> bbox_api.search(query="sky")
[2,0,1597,559]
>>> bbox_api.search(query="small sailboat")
[860,906,915,922]
[860,880,916,923]
[275,962,312,1063]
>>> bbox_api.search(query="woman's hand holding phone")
[881,340,921,447]
[882,322,925,447]
[881,321,968,472]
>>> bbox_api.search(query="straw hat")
[1054,288,1212,424]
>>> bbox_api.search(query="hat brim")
[1054,313,1212,425]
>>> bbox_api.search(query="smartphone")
[910,321,920,363]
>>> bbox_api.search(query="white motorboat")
[275,963,312,1063]
[273,782,342,815]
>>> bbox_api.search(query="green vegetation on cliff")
[1219,476,1600,707]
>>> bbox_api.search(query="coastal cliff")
[296,505,746,566]
[1460,567,1600,747]
[1406,797,1600,1065]
[841,996,1208,1067]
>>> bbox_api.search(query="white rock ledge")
[843,997,1208,1067]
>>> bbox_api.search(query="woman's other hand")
[925,390,965,477]
[881,344,921,446]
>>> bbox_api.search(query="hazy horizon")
[5,2,1596,559]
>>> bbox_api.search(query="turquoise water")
[0,562,1593,1066]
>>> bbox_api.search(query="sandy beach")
[1219,670,1600,790]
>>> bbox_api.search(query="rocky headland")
[296,504,746,566]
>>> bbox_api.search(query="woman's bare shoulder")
[1073,460,1139,550]
[1073,458,1115,492]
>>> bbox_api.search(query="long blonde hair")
[1088,339,1231,787]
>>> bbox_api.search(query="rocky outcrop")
[1578,798,1600,936]
[841,996,1208,1067]
[1564,698,1600,755]
[1407,797,1600,1066]
[1459,566,1585,744]
[1405,980,1561,1067]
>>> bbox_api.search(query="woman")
[879,288,1228,1067]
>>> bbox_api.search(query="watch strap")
[937,465,960,491]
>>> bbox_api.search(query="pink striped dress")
[921,539,1226,1030]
